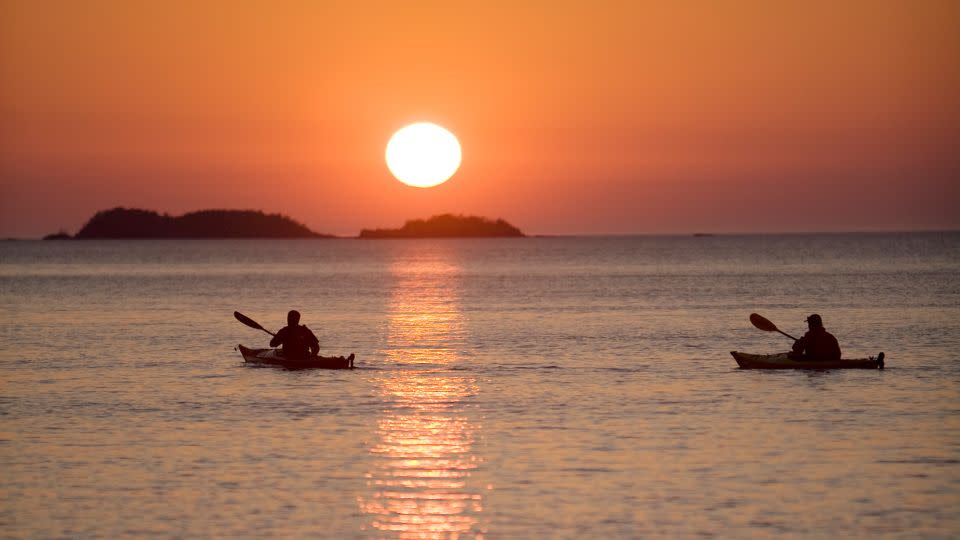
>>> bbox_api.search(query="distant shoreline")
[27,208,960,240]
[359,214,524,239]
[46,208,333,240]
[25,230,960,241]
[41,208,526,240]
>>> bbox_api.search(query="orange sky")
[1,0,958,237]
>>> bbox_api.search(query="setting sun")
[385,122,462,188]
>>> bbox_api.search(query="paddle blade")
[234,311,265,331]
[749,313,779,332]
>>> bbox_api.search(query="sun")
[385,123,462,188]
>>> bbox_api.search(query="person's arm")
[792,333,807,354]
[306,327,320,357]
[270,328,284,348]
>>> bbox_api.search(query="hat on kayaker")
[806,313,823,327]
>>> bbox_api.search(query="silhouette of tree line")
[359,214,524,238]
[55,208,331,239]
[44,209,525,239]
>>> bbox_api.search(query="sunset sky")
[1,0,958,237]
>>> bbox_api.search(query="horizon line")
[7,228,959,241]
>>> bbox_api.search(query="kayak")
[730,351,884,370]
[237,344,355,369]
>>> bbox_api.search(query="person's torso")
[804,328,840,359]
[279,325,313,358]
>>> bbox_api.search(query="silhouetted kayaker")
[270,310,320,360]
[791,314,841,361]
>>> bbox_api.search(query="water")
[1,234,959,538]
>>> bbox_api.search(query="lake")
[1,233,958,538]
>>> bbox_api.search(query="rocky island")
[50,208,333,239]
[44,209,524,240]
[359,214,524,238]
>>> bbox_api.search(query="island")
[359,214,524,238]
[48,208,334,239]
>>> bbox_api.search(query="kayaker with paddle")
[269,310,320,360]
[790,314,842,361]
[234,310,355,368]
[738,313,880,369]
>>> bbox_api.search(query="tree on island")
[359,214,524,238]
[56,208,333,239]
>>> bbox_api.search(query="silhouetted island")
[50,208,333,239]
[359,214,524,238]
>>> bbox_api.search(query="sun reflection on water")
[360,254,485,539]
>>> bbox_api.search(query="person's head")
[287,310,301,326]
[806,313,823,329]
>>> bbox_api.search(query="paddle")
[234,311,276,337]
[749,313,798,341]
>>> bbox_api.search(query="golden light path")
[359,251,485,539]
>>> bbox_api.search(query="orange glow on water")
[359,252,485,538]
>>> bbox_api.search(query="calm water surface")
[2,234,959,538]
